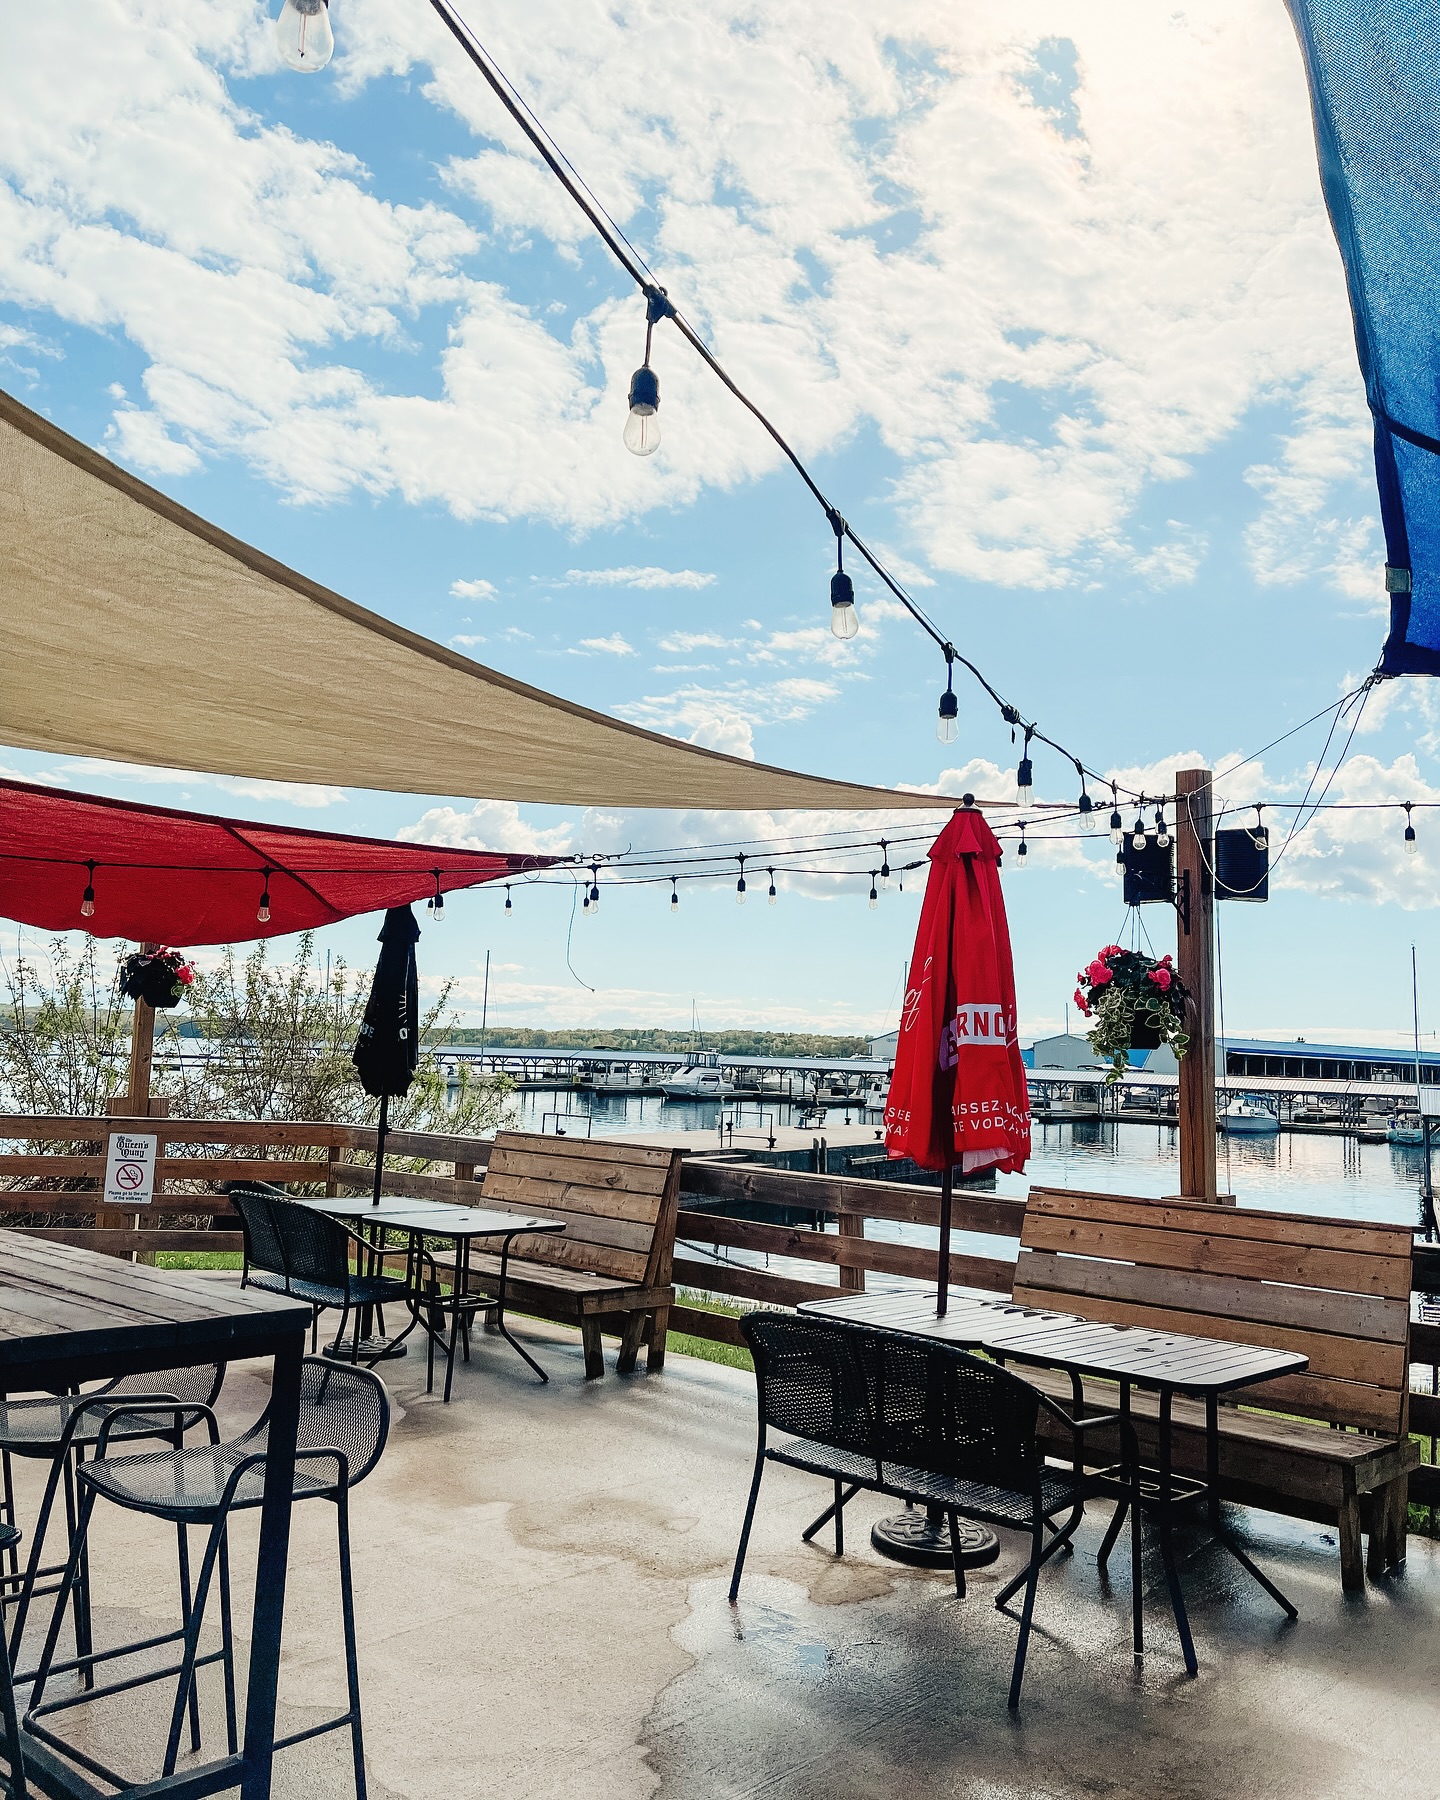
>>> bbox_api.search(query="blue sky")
[3,0,1438,1046]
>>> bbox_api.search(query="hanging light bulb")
[670,878,679,913]
[828,513,858,640]
[257,869,272,925]
[1015,728,1034,806]
[868,872,879,909]
[736,854,747,904]
[1076,764,1096,834]
[80,860,96,919]
[1131,800,1147,851]
[588,866,600,913]
[879,842,891,889]
[504,885,513,918]
[275,0,333,72]
[1108,785,1124,848]
[1154,808,1171,850]
[1405,802,1418,855]
[767,869,777,906]
[430,871,445,922]
[1016,828,1029,870]
[624,288,672,456]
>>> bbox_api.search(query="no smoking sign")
[104,1132,157,1208]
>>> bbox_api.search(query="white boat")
[1388,1112,1425,1145]
[660,1053,736,1100]
[1221,1096,1280,1135]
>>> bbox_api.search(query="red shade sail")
[0,779,546,947]
[884,806,1031,1176]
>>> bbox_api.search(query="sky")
[2,0,1438,1047]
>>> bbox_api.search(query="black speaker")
[1122,834,1174,905]
[1215,826,1269,902]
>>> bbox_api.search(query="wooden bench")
[1011,1187,1419,1591]
[456,1132,681,1379]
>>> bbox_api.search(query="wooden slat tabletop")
[799,1289,1307,1394]
[303,1195,564,1240]
[0,1234,309,1384]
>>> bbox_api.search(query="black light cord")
[423,0,1141,797]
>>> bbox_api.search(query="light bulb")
[1016,838,1029,869]
[504,889,513,917]
[589,884,600,912]
[432,891,445,922]
[1109,809,1123,847]
[768,882,777,905]
[670,885,679,912]
[80,889,95,919]
[936,687,959,744]
[624,366,661,456]
[1131,816,1146,850]
[1078,794,1096,834]
[830,569,858,639]
[868,883,878,909]
[275,0,333,72]
[1406,824,1418,855]
[1155,823,1171,850]
[736,879,747,905]
[257,899,271,924]
[1015,758,1033,806]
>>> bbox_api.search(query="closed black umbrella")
[352,905,421,1204]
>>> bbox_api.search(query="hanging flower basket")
[119,947,195,1011]
[1074,945,1189,1081]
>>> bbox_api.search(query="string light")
[624,289,672,456]
[429,869,445,921]
[936,649,959,744]
[767,868,777,905]
[504,885,513,918]
[1016,825,1029,870]
[257,868,272,925]
[827,509,858,640]
[879,842,891,888]
[1154,808,1171,851]
[868,872,879,909]
[1076,763,1096,834]
[588,864,600,913]
[1015,728,1034,807]
[80,860,96,919]
[1131,800,1148,852]
[670,877,679,912]
[275,0,333,72]
[1108,784,1124,848]
[736,853,747,905]
[1405,801,1418,855]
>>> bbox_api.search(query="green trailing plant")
[1074,944,1190,1081]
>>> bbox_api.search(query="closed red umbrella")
[884,802,1030,1316]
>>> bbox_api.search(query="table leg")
[492,1234,548,1383]
[442,1237,465,1404]
[1155,1388,1198,1677]
[240,1331,303,1800]
[1207,1392,1221,1531]
[1125,1380,1143,1658]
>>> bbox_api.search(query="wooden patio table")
[799,1286,1308,1674]
[0,1234,310,1800]
[300,1197,563,1401]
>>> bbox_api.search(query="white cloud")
[656,632,738,653]
[449,577,498,600]
[687,716,754,760]
[400,798,576,857]
[449,633,487,648]
[570,633,635,656]
[563,566,717,590]
[0,0,1376,597]
[615,677,840,734]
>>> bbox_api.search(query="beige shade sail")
[0,389,967,814]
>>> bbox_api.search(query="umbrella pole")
[372,1092,388,1206]
[936,1164,953,1317]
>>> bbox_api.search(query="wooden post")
[837,1210,865,1293]
[1174,769,1219,1202]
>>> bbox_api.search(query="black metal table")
[800,1287,1308,1673]
[303,1197,563,1401]
[0,1234,310,1800]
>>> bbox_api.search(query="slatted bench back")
[1014,1188,1414,1436]
[477,1132,682,1287]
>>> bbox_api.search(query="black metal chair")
[0,1525,26,1799]
[730,1313,1113,1709]
[228,1184,421,1365]
[25,1358,390,1800]
[0,1364,226,1674]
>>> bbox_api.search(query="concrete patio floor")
[15,1311,1440,1800]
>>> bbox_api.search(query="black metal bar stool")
[25,1359,390,1799]
[0,1525,25,1799]
[0,1365,225,1677]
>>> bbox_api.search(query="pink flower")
[1148,967,1172,991]
[1099,944,1123,958]
[176,964,194,985]
[1086,960,1113,986]
[1159,953,1173,967]
[1073,987,1091,1018]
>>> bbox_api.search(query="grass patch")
[156,1251,243,1270]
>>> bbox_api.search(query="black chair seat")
[0,1396,205,1455]
[768,1439,878,1486]
[285,1274,408,1311]
[883,1461,1084,1530]
[82,1442,339,1523]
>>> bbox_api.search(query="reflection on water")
[509,1088,1433,1230]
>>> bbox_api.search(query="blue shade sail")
[1287,0,1440,674]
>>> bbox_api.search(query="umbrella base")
[322,1336,410,1363]
[870,1508,1000,1569]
